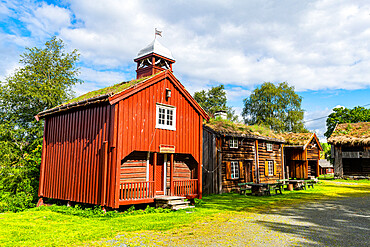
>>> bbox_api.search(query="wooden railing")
[173,179,198,197]
[119,181,154,201]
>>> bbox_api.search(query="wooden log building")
[328,122,370,178]
[280,133,322,179]
[202,118,285,194]
[35,38,209,209]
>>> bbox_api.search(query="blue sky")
[1,0,370,141]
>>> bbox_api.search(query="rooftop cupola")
[134,30,175,79]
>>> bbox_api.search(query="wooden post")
[153,152,157,194]
[281,144,285,180]
[37,197,44,207]
[304,148,308,179]
[254,140,260,183]
[334,146,343,177]
[198,118,203,199]
[170,153,174,196]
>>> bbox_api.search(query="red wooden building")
[36,38,209,209]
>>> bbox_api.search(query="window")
[156,104,176,130]
[229,138,238,148]
[231,161,239,179]
[266,143,273,152]
[268,160,274,176]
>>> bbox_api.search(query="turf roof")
[279,132,314,146]
[328,122,370,145]
[60,74,156,107]
[204,118,283,140]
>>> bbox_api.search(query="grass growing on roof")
[279,132,313,145]
[61,75,154,106]
[1,181,369,246]
[205,118,280,138]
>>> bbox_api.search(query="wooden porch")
[118,179,199,205]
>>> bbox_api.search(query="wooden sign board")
[159,144,175,153]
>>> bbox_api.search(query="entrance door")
[245,161,253,182]
[155,154,165,195]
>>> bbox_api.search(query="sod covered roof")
[328,122,370,145]
[279,132,314,146]
[204,118,285,142]
[36,73,159,119]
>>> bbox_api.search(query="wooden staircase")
[155,196,194,210]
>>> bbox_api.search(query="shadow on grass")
[201,183,370,213]
[257,196,370,246]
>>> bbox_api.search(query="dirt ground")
[107,195,370,247]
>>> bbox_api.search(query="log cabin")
[35,38,209,209]
[280,133,322,179]
[327,122,370,178]
[202,118,285,194]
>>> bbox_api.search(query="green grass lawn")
[1,180,369,247]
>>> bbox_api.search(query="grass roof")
[279,132,313,146]
[205,118,282,140]
[59,74,157,107]
[328,122,370,145]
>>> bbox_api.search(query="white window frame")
[231,161,239,179]
[229,137,238,148]
[266,143,273,152]
[268,160,274,176]
[156,103,176,131]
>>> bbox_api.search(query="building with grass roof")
[327,122,370,178]
[35,36,209,209]
[202,117,285,194]
[279,132,322,179]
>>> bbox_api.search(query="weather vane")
[155,28,162,39]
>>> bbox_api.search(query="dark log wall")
[220,137,256,192]
[334,145,370,176]
[258,141,283,183]
[39,104,116,207]
[202,127,222,195]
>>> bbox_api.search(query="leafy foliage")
[194,84,238,121]
[242,82,306,132]
[324,106,370,138]
[0,37,81,212]
[320,143,332,163]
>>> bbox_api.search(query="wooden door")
[155,154,165,195]
[245,161,253,182]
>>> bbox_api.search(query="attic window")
[229,138,238,148]
[156,104,176,131]
[266,143,273,152]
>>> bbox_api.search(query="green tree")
[324,106,370,138]
[194,84,238,121]
[0,36,81,211]
[242,82,306,132]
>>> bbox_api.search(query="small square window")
[156,104,176,131]
[266,143,273,152]
[268,160,274,176]
[231,161,239,179]
[230,138,238,148]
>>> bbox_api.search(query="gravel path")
[109,196,370,247]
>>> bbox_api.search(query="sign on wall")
[159,144,175,153]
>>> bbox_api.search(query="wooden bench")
[305,180,316,189]
[266,183,283,195]
[238,182,253,195]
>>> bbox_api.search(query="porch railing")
[119,181,154,201]
[173,179,198,197]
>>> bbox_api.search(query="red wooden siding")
[115,77,202,165]
[39,104,116,207]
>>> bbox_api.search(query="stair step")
[155,196,185,202]
[172,205,191,210]
[168,201,190,206]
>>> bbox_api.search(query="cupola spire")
[134,30,175,79]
